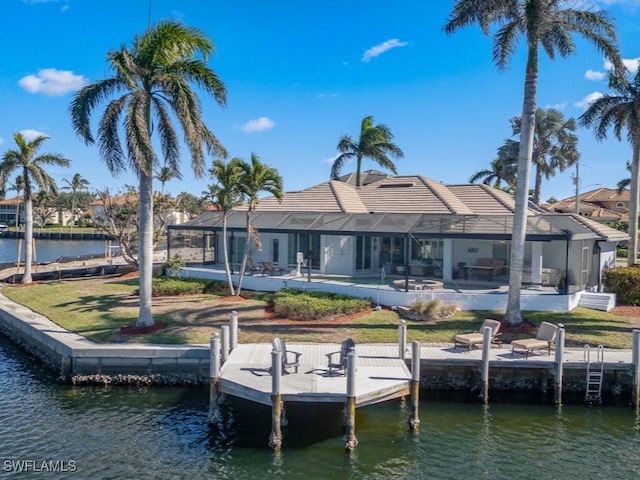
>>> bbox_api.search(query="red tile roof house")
[169,172,627,312]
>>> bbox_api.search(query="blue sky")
[2,0,640,203]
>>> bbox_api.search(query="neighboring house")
[170,172,628,295]
[0,196,24,226]
[89,193,191,226]
[545,187,629,224]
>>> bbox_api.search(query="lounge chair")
[272,337,302,374]
[511,322,557,359]
[454,319,502,352]
[262,261,283,276]
[245,258,263,275]
[326,338,355,375]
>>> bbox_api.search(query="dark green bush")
[273,289,371,320]
[152,277,208,296]
[603,266,640,305]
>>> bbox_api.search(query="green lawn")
[2,277,639,348]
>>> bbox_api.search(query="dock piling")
[230,311,238,351]
[632,330,640,408]
[208,333,221,424]
[409,340,421,429]
[344,351,358,453]
[269,347,283,451]
[399,320,407,360]
[554,324,565,405]
[221,325,230,364]
[480,326,491,404]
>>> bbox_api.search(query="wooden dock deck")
[219,343,411,407]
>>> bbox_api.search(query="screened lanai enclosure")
[168,208,624,295]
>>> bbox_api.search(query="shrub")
[273,289,371,320]
[408,299,459,321]
[603,266,640,305]
[152,277,208,296]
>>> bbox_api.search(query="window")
[287,234,321,269]
[356,236,372,270]
[272,238,279,264]
[616,202,625,209]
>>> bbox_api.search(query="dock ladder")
[584,344,604,405]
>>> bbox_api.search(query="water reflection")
[3,334,640,479]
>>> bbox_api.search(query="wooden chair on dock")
[510,322,557,359]
[272,337,302,374]
[326,338,355,375]
[454,319,502,352]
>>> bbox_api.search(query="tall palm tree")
[469,157,517,189]
[510,108,579,205]
[205,159,244,295]
[235,153,284,294]
[70,20,227,327]
[62,172,90,227]
[616,161,631,194]
[156,166,176,193]
[580,66,640,266]
[0,133,70,283]
[330,115,404,187]
[445,0,623,326]
[7,176,25,228]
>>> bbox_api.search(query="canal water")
[0,238,107,264]
[2,335,640,479]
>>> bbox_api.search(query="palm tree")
[330,115,404,187]
[62,173,90,227]
[469,156,517,189]
[580,66,640,266]
[445,0,623,326]
[205,159,244,295]
[70,20,227,327]
[235,153,284,294]
[7,175,25,228]
[0,133,70,283]
[156,166,176,193]
[616,161,631,194]
[510,108,579,205]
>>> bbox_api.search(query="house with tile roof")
[170,171,627,299]
[545,187,629,224]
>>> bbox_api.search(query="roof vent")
[378,182,414,188]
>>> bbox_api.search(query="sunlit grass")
[2,279,639,348]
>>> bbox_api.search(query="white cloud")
[18,68,86,96]
[574,92,603,110]
[236,117,275,133]
[547,101,568,110]
[362,39,409,63]
[323,155,340,165]
[604,57,640,72]
[22,0,70,11]
[19,129,49,141]
[0,137,4,146]
[585,69,605,81]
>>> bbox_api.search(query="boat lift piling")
[409,340,421,429]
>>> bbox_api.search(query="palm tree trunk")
[136,171,155,327]
[22,197,33,284]
[236,211,252,295]
[221,213,235,295]
[533,164,543,205]
[505,47,539,326]
[355,154,363,187]
[628,142,640,266]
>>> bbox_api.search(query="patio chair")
[326,338,355,375]
[262,261,283,276]
[511,322,558,359]
[454,319,502,352]
[272,337,302,374]
[245,258,263,275]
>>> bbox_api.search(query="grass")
[2,276,640,348]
